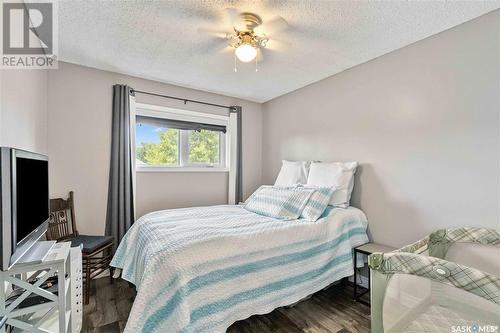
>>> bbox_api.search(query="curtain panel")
[106,84,136,249]
[228,106,243,204]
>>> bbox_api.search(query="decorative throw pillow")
[274,160,310,186]
[301,187,336,221]
[244,185,315,220]
[306,161,358,208]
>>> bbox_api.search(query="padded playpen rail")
[368,227,500,333]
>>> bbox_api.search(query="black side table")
[354,242,395,306]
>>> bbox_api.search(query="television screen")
[15,157,49,244]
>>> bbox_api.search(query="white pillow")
[306,161,358,208]
[274,160,310,186]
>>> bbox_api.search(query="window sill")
[136,167,229,173]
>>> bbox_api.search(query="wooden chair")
[47,191,114,304]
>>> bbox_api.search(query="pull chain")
[233,52,260,72]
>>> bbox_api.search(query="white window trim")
[135,103,229,172]
[135,166,229,173]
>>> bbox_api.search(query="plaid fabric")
[301,187,336,222]
[431,227,500,246]
[244,186,315,220]
[372,252,500,305]
[395,236,430,254]
[396,228,500,255]
[370,227,500,306]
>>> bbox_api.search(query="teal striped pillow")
[301,187,336,221]
[244,186,315,220]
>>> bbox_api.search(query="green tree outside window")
[136,128,179,165]
[136,128,220,165]
[188,130,220,164]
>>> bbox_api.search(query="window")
[135,104,228,171]
[136,127,180,166]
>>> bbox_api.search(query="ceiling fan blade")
[189,38,229,55]
[265,38,289,52]
[224,8,242,27]
[197,27,230,39]
[257,49,264,62]
[220,46,234,54]
[255,16,288,36]
[258,48,280,64]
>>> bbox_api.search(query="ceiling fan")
[199,8,289,71]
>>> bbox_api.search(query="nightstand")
[354,242,396,306]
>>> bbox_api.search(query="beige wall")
[0,69,48,154]
[0,0,48,155]
[47,62,262,235]
[0,70,2,143]
[262,11,500,247]
[5,11,498,246]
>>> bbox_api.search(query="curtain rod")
[132,89,236,111]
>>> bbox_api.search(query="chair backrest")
[47,191,78,241]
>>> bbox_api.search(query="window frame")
[135,103,229,172]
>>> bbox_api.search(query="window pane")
[188,129,220,164]
[136,123,179,166]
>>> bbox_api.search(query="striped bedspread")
[111,204,368,333]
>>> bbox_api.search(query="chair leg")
[85,257,90,305]
[109,267,114,284]
[109,246,114,285]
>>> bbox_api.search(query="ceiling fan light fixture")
[235,44,257,62]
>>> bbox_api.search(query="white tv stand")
[0,241,82,333]
[14,241,56,266]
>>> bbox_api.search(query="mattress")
[111,204,368,333]
[401,305,473,333]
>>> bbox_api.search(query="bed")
[111,204,368,333]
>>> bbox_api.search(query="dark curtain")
[231,106,243,203]
[106,84,135,249]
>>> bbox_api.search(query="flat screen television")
[0,147,49,271]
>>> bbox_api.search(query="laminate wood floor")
[83,278,370,333]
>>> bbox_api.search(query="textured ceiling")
[58,1,500,103]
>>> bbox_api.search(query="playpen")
[369,227,500,333]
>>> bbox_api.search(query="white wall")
[0,69,48,154]
[0,70,2,142]
[262,11,500,247]
[47,62,262,235]
[7,11,498,246]
[0,0,49,155]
